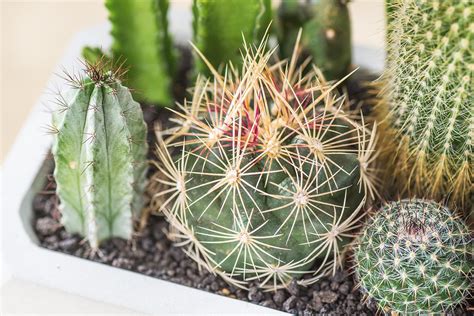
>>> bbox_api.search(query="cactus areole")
[154,38,378,289]
[52,62,148,248]
[354,200,472,314]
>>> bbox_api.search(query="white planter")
[1,3,384,314]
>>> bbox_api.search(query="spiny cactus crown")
[381,0,473,207]
[153,37,378,289]
[354,199,472,314]
[52,60,148,248]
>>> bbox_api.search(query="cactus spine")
[153,37,378,289]
[278,0,352,80]
[354,199,472,314]
[52,62,148,248]
[379,0,473,211]
[192,0,272,75]
[105,0,175,106]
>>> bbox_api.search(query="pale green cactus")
[354,199,472,314]
[192,0,272,75]
[378,0,473,212]
[153,39,378,289]
[51,61,148,248]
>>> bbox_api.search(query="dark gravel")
[33,186,380,315]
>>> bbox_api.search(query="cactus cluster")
[378,0,473,211]
[354,199,472,314]
[153,37,378,289]
[278,0,352,80]
[51,61,148,248]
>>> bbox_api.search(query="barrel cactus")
[354,199,472,314]
[192,0,272,76]
[153,39,378,289]
[378,0,473,211]
[51,61,148,248]
[278,0,352,80]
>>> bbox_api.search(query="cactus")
[105,0,175,106]
[192,0,272,76]
[354,199,472,314]
[51,61,149,248]
[277,0,311,59]
[378,0,473,212]
[278,0,352,80]
[153,37,378,289]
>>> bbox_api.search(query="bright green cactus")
[278,0,352,80]
[51,61,148,248]
[153,40,378,289]
[378,0,473,211]
[97,0,176,106]
[354,199,472,314]
[192,0,272,76]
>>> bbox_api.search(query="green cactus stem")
[51,61,148,248]
[377,0,473,213]
[277,0,311,59]
[354,199,472,314]
[105,0,175,106]
[192,0,272,75]
[152,38,378,289]
[278,0,352,80]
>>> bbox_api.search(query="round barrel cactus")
[379,0,473,211]
[354,199,472,314]
[154,40,378,289]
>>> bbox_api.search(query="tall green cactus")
[104,0,175,106]
[153,41,378,289]
[192,0,272,75]
[52,62,148,248]
[354,199,472,314]
[277,0,311,59]
[278,0,352,80]
[378,0,473,211]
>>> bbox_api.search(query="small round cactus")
[378,0,473,211]
[153,38,378,289]
[354,199,472,314]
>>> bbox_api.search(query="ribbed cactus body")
[278,0,352,80]
[380,0,473,210]
[52,66,148,248]
[192,0,272,75]
[155,42,377,289]
[354,199,472,314]
[106,0,175,106]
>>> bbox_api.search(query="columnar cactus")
[103,0,175,105]
[192,0,272,75]
[378,0,473,211]
[153,38,378,289]
[277,0,311,59]
[354,199,472,314]
[52,61,148,248]
[278,0,352,80]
